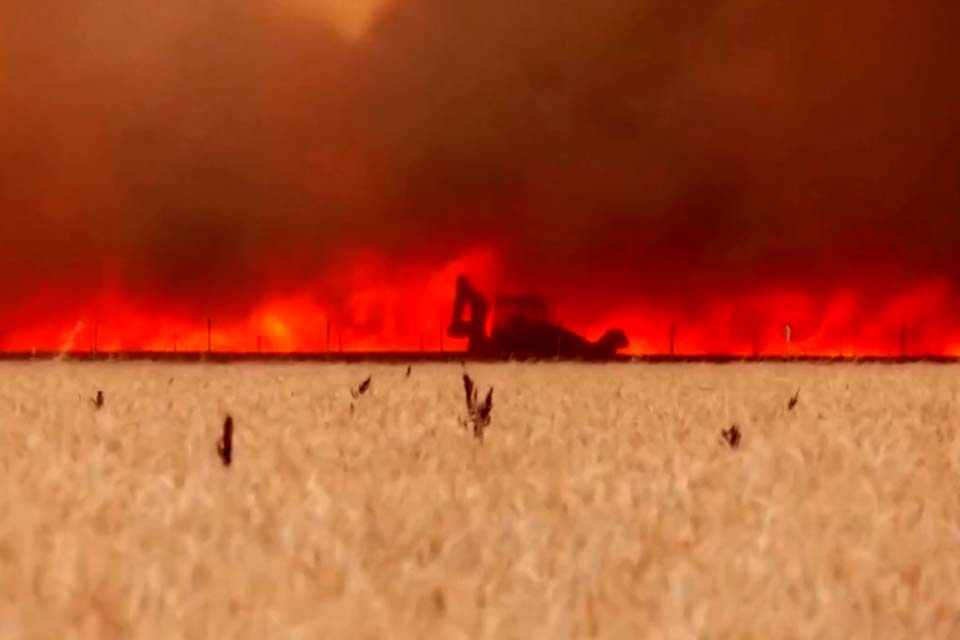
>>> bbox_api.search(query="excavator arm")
[448,275,490,352]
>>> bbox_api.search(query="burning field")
[3,1,960,357]
[2,361,959,638]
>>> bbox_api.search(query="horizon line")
[0,350,957,364]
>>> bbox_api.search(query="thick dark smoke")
[2,0,959,327]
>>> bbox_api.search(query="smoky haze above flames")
[1,0,959,328]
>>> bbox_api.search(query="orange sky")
[1,1,959,355]
[281,0,394,38]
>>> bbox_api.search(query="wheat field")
[1,361,959,639]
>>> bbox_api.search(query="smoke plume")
[1,0,959,351]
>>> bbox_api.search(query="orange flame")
[2,247,959,357]
[0,247,496,354]
[583,281,960,357]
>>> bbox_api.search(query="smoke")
[350,0,960,306]
[56,320,86,359]
[1,0,959,338]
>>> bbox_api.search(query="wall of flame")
[1,1,959,356]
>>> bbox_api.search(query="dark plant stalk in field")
[350,375,372,414]
[462,374,475,414]
[351,376,372,399]
[721,424,741,448]
[462,373,494,441]
[788,389,800,411]
[218,415,233,466]
[474,389,493,441]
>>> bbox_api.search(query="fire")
[0,247,496,355]
[1,246,959,358]
[583,281,960,357]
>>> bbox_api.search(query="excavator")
[447,275,628,359]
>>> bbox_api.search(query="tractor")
[447,275,628,359]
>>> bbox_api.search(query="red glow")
[0,248,498,355]
[582,281,960,358]
[2,248,960,358]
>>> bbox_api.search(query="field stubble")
[1,362,960,639]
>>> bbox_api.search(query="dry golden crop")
[1,362,959,639]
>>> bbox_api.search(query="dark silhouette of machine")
[447,275,628,359]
